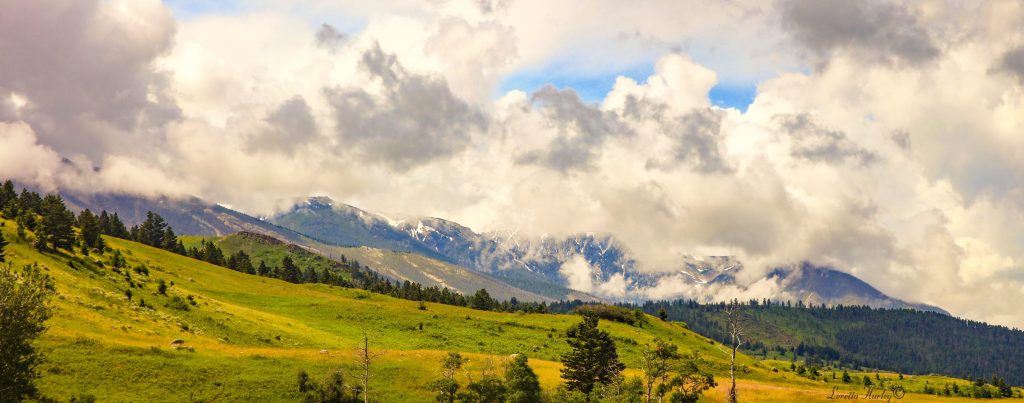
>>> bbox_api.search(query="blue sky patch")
[709,82,757,111]
[164,0,239,19]
[498,65,654,104]
[499,66,757,111]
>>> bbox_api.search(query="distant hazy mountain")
[61,191,309,243]
[58,192,562,302]
[60,191,946,312]
[768,263,948,314]
[272,197,945,313]
[269,198,598,302]
[268,197,450,260]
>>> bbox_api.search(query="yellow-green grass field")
[1,219,1016,402]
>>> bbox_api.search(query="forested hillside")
[627,299,1024,385]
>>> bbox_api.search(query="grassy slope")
[180,233,356,282]
[0,220,1008,402]
[183,233,555,304]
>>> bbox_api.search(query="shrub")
[574,304,645,326]
[166,296,190,311]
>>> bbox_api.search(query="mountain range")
[60,190,945,313]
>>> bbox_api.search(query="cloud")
[0,0,179,159]
[325,44,487,170]
[559,255,595,292]
[775,113,877,165]
[247,96,319,154]
[424,17,518,101]
[558,255,633,298]
[2,0,1024,328]
[315,23,347,51]
[645,108,732,173]
[780,0,940,65]
[996,44,1024,83]
[0,122,65,189]
[514,86,629,172]
[0,121,191,198]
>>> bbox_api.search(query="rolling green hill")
[1,218,1016,401]
[184,231,557,303]
[60,191,561,304]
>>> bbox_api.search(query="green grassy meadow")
[1,219,1015,402]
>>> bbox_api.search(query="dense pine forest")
[618,299,1024,386]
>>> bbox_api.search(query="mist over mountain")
[270,196,945,313]
[54,189,943,312]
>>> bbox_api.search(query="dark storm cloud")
[776,113,877,165]
[325,44,486,170]
[0,0,180,159]
[780,0,939,65]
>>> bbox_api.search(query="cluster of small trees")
[429,352,542,403]
[573,304,648,327]
[919,376,1018,399]
[553,313,715,402]
[290,313,716,403]
[296,331,375,403]
[298,369,359,403]
[0,181,114,255]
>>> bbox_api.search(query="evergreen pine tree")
[138,212,168,247]
[561,313,625,394]
[109,213,128,238]
[160,227,178,252]
[303,268,319,284]
[505,354,541,403]
[470,288,496,311]
[281,256,301,283]
[36,195,75,251]
[0,180,16,211]
[321,270,335,285]
[77,209,104,250]
[98,210,111,235]
[227,252,240,270]
[15,209,35,237]
[201,242,225,266]
[0,230,8,263]
[18,190,42,215]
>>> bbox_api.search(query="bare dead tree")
[722,301,745,403]
[354,329,381,403]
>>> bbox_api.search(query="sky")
[1,0,1023,327]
